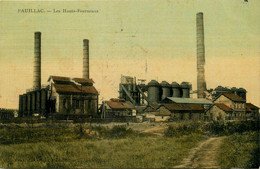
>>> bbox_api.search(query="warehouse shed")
[157,104,205,121]
[100,98,136,118]
[161,97,213,109]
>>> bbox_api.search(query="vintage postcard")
[0,0,259,168]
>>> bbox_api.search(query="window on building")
[180,114,184,120]
[63,99,66,109]
[87,100,92,112]
[76,100,80,109]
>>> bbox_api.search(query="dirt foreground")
[173,137,225,168]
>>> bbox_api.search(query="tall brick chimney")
[83,39,89,79]
[196,12,207,98]
[33,32,41,89]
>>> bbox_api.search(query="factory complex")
[17,12,259,122]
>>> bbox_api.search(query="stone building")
[154,110,171,122]
[213,93,246,120]
[245,103,259,120]
[48,76,99,117]
[100,98,136,118]
[159,104,205,121]
[142,105,171,122]
[206,103,233,121]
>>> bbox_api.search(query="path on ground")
[173,136,225,168]
[143,126,166,136]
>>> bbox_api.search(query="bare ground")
[173,136,225,168]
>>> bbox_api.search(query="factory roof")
[48,76,94,85]
[72,78,94,85]
[48,76,71,82]
[161,104,205,111]
[219,93,245,102]
[215,103,233,112]
[246,103,259,112]
[105,98,135,110]
[143,104,160,112]
[53,84,98,94]
[162,97,213,104]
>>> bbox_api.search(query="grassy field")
[217,131,259,168]
[0,132,204,168]
[0,121,259,168]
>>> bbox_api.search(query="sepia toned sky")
[0,0,259,109]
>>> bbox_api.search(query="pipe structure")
[33,32,41,90]
[83,39,89,79]
[196,12,207,98]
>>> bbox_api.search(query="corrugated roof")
[53,84,98,94]
[215,103,233,112]
[221,93,245,102]
[105,99,135,110]
[163,97,213,104]
[162,104,205,111]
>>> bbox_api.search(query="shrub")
[109,125,136,139]
[165,122,204,137]
[217,131,259,168]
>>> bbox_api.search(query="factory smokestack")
[196,12,207,98]
[33,32,41,90]
[83,39,89,79]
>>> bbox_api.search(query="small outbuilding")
[100,98,136,118]
[157,103,205,121]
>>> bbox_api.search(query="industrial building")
[17,12,259,122]
[100,98,136,119]
[47,76,98,116]
[206,93,246,121]
[118,75,192,106]
[18,32,99,118]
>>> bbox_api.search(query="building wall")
[171,111,204,121]
[214,95,246,120]
[191,113,204,121]
[58,94,98,116]
[155,116,170,122]
[246,110,259,120]
[208,105,226,121]
[215,95,233,107]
